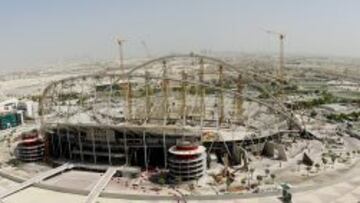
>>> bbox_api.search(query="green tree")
[158,176,166,185]
[331,154,337,167]
[249,168,255,180]
[256,175,263,185]
[322,157,328,168]
[265,168,270,177]
[310,110,317,118]
[270,174,276,184]
[314,163,320,172]
[248,168,255,188]
[241,178,247,185]
[346,152,351,158]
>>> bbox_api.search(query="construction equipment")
[264,29,286,83]
[116,37,126,75]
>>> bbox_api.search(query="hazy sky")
[1,0,360,71]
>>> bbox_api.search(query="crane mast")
[116,37,125,75]
[265,30,285,83]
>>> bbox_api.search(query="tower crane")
[264,29,286,83]
[116,36,126,75]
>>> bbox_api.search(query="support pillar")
[235,74,244,124]
[123,128,129,165]
[163,130,167,168]
[126,80,133,121]
[199,58,205,127]
[143,130,148,171]
[57,126,62,158]
[91,128,96,164]
[51,133,55,158]
[181,71,187,125]
[161,60,169,120]
[78,130,84,162]
[162,61,169,169]
[218,65,224,124]
[106,132,112,165]
[66,128,72,159]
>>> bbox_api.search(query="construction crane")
[116,36,126,75]
[264,29,286,83]
[141,40,152,58]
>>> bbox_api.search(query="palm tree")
[265,168,270,177]
[256,175,263,186]
[322,157,328,169]
[248,167,255,188]
[331,154,337,167]
[314,163,320,172]
[346,152,351,158]
[241,178,247,186]
[270,173,276,184]
[249,168,255,180]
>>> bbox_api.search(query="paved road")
[0,163,73,200]
[85,167,118,203]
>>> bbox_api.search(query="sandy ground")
[0,59,359,202]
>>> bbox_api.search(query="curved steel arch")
[126,53,278,83]
[40,74,302,131]
[123,53,302,128]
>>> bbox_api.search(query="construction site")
[0,33,359,203]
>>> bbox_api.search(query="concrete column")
[162,61,169,120]
[51,133,56,158]
[218,65,224,124]
[126,81,133,121]
[236,74,244,123]
[181,71,187,126]
[108,77,113,124]
[199,58,205,127]
[57,126,62,158]
[91,128,97,164]
[143,130,148,171]
[106,132,112,165]
[78,130,84,163]
[66,128,72,159]
[123,128,129,165]
[163,131,167,168]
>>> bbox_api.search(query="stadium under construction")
[39,54,303,176]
